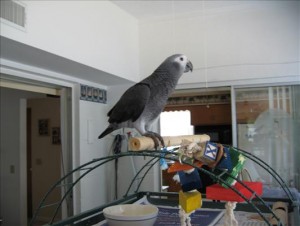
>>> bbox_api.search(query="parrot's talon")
[155,133,165,148]
[144,132,165,150]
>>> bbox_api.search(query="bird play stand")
[30,134,299,226]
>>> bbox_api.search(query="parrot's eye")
[180,57,184,61]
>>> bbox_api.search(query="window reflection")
[236,85,300,189]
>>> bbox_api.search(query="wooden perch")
[128,134,210,151]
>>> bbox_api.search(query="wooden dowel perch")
[128,134,210,151]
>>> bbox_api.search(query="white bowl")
[103,204,158,226]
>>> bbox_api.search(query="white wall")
[2,1,298,87]
[0,1,139,82]
[139,1,300,87]
[0,87,46,226]
[78,99,110,211]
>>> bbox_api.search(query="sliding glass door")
[233,85,300,189]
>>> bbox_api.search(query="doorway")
[27,96,62,225]
[0,78,72,226]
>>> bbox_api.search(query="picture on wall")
[80,85,87,100]
[80,84,107,104]
[98,89,106,103]
[52,127,61,145]
[87,86,93,101]
[38,119,49,136]
[92,88,99,102]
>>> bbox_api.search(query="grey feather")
[107,83,151,123]
[98,54,193,139]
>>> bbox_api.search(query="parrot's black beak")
[184,60,193,73]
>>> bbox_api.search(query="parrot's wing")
[108,83,151,123]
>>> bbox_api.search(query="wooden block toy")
[206,181,263,202]
[178,169,202,192]
[179,190,202,213]
[206,143,224,168]
[215,145,233,172]
[214,146,246,187]
[193,142,224,167]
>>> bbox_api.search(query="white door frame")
[1,58,80,225]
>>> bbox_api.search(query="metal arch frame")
[30,147,298,226]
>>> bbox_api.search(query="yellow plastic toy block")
[179,190,202,213]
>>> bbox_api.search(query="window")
[160,110,194,136]
[235,85,300,189]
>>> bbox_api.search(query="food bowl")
[103,204,158,226]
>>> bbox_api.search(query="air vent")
[0,0,26,28]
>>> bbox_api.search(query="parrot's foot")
[144,132,165,150]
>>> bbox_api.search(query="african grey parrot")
[98,54,193,147]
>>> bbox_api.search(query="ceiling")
[0,0,280,88]
[111,0,252,20]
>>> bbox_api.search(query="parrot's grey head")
[165,54,193,74]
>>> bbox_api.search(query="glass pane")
[160,110,194,136]
[235,85,300,190]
